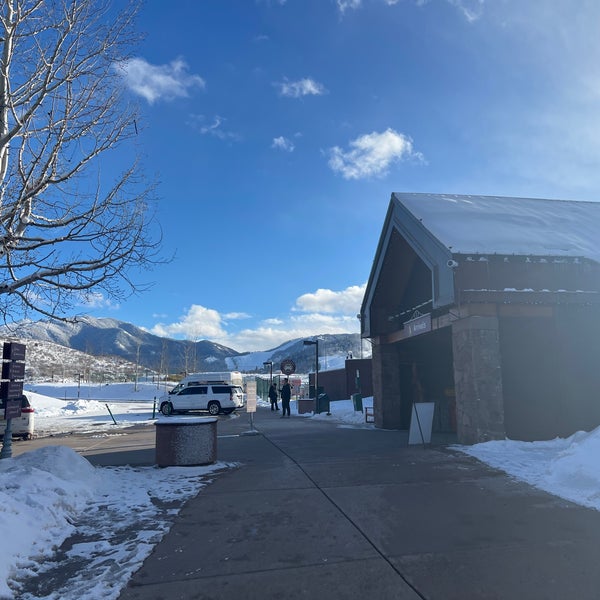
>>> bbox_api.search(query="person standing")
[280,378,292,417]
[268,382,279,411]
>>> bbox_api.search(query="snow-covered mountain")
[0,317,367,377]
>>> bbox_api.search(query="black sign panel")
[4,398,21,419]
[3,342,26,361]
[1,380,23,400]
[1,360,25,380]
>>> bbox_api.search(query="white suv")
[160,384,244,416]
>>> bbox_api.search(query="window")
[180,386,207,395]
[212,386,231,394]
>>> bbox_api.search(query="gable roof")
[397,193,600,261]
[361,193,600,337]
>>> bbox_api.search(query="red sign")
[280,359,296,375]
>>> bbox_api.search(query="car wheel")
[207,401,221,416]
[161,402,173,416]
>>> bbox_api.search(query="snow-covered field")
[24,381,171,437]
[2,381,600,598]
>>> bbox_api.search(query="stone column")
[451,315,506,444]
[372,341,403,429]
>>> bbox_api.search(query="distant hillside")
[0,338,146,383]
[0,317,368,376]
[0,316,240,374]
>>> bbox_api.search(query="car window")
[211,386,230,394]
[180,386,207,395]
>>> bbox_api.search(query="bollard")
[105,403,117,425]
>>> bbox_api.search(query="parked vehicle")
[168,371,243,396]
[0,394,35,440]
[160,383,244,416]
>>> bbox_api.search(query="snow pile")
[0,447,96,597]
[457,426,600,511]
[0,445,229,599]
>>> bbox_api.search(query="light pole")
[263,361,273,388]
[356,313,363,359]
[303,339,319,401]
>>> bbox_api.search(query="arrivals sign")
[404,313,431,338]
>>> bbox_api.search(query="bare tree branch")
[0,0,162,322]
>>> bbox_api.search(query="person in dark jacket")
[280,378,292,417]
[268,383,279,411]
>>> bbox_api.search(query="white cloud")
[224,315,359,352]
[339,0,483,21]
[447,0,484,22]
[223,312,251,320]
[337,0,362,13]
[277,78,326,98]
[272,136,295,152]
[264,318,284,325]
[328,128,424,179]
[150,305,226,340]
[294,284,366,314]
[77,292,118,310]
[116,57,205,104]
[146,284,366,352]
[188,115,241,141]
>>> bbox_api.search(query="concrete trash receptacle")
[155,416,217,467]
[297,398,315,414]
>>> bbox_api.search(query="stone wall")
[372,342,403,429]
[451,315,506,444]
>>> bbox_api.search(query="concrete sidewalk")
[103,409,600,599]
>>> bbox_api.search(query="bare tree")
[0,0,161,321]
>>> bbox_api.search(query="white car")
[160,384,244,416]
[0,394,35,440]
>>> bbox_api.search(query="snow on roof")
[395,193,600,262]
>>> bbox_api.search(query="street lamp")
[356,313,363,359]
[303,339,319,401]
[263,361,273,387]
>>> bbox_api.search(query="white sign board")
[408,402,435,445]
[246,380,257,413]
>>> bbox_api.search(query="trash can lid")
[155,416,218,425]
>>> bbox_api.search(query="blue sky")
[82,0,600,352]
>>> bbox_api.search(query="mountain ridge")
[1,317,366,377]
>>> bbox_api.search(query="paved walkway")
[86,408,600,600]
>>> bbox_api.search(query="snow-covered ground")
[2,381,600,598]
